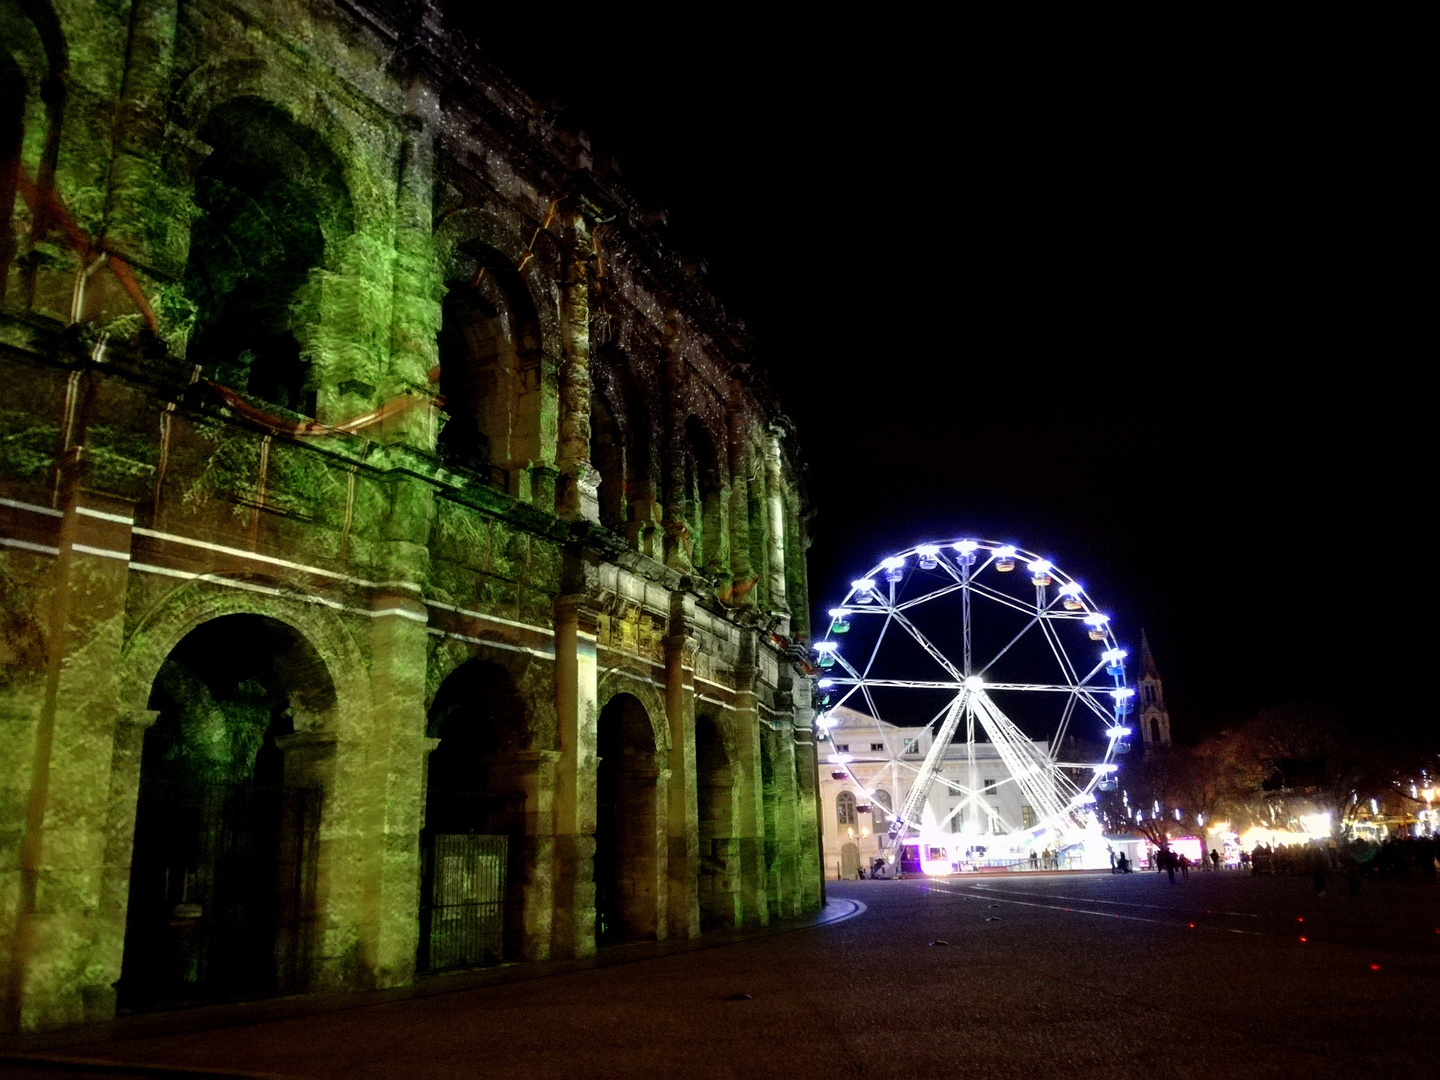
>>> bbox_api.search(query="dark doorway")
[595,693,660,943]
[696,713,738,929]
[120,615,332,1011]
[419,660,528,971]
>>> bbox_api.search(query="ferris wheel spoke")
[886,609,964,681]
[826,684,863,714]
[892,581,965,612]
[859,609,896,682]
[970,693,1072,822]
[885,691,968,857]
[974,613,1046,679]
[964,579,1039,617]
[1037,613,1084,691]
[1034,618,1099,745]
[1050,691,1080,757]
[858,683,885,728]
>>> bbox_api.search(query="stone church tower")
[1136,631,1172,747]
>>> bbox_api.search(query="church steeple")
[1136,630,1171,746]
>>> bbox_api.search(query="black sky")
[462,18,1422,741]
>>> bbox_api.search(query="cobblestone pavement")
[5,870,1438,1079]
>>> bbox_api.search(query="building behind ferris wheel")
[818,705,1063,878]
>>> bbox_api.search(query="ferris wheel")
[812,539,1132,866]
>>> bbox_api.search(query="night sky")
[466,21,1420,742]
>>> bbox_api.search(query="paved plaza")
[4,870,1437,1079]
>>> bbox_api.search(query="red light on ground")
[1299,936,1307,943]
[1370,964,1381,971]
[1297,917,1304,923]
[1188,923,1195,929]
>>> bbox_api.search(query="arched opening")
[590,388,625,533]
[695,712,738,929]
[437,245,543,485]
[682,417,724,575]
[120,614,335,1010]
[591,354,657,551]
[1,0,65,305]
[595,693,661,943]
[183,98,353,416]
[836,790,857,830]
[840,842,861,880]
[420,658,530,971]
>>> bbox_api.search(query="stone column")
[763,425,788,628]
[274,730,338,993]
[484,750,560,962]
[88,708,157,1024]
[556,213,599,523]
[662,593,699,939]
[97,0,177,275]
[649,761,672,939]
[732,632,768,926]
[792,681,823,912]
[379,75,443,448]
[771,723,802,918]
[552,594,599,959]
[8,490,134,1031]
[660,330,691,572]
[355,476,433,990]
[726,383,752,604]
[351,584,429,991]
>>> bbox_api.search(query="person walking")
[1210,848,1221,872]
[1308,843,1328,897]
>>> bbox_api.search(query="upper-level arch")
[183,96,355,416]
[436,241,545,483]
[0,0,66,304]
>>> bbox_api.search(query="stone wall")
[0,0,822,1033]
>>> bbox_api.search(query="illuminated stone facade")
[0,0,822,1032]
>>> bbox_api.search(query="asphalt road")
[6,870,1438,1079]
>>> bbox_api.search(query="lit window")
[1021,805,1037,829]
[836,791,857,827]
[903,737,920,756]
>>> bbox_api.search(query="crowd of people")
[1247,836,1440,881]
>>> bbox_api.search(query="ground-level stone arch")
[695,711,741,928]
[119,611,348,1009]
[595,691,667,942]
[118,582,370,733]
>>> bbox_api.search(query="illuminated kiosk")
[813,540,1132,876]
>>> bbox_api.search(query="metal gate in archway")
[417,833,508,972]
